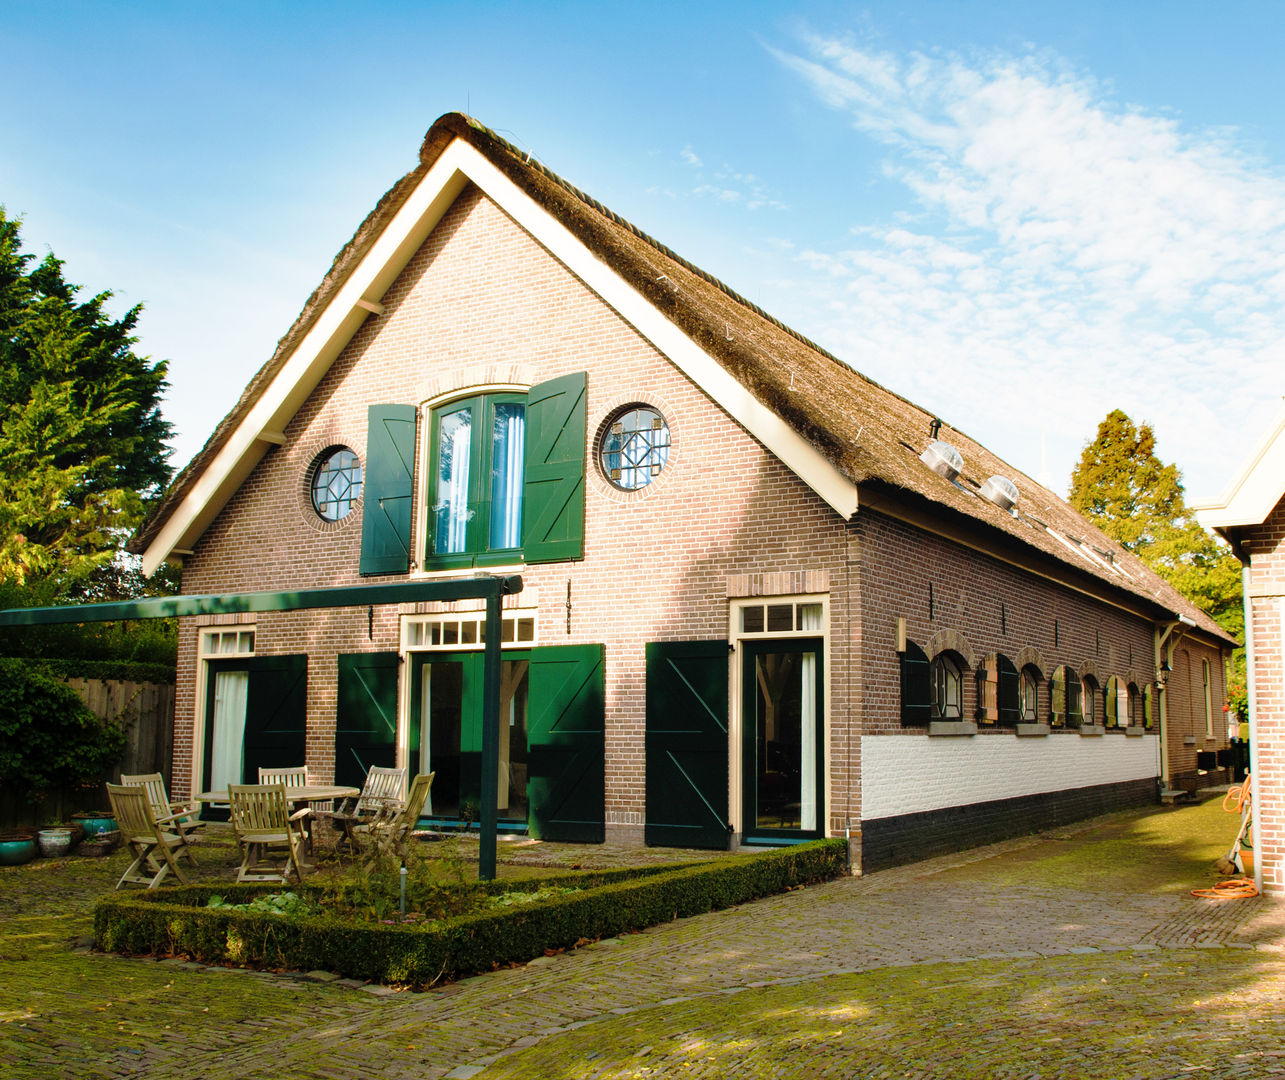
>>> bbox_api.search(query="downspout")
[1241,561,1262,895]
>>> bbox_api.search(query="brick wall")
[1243,495,1285,894]
[176,184,851,840]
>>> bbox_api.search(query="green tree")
[0,208,172,595]
[1069,409,1243,641]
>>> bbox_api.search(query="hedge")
[94,840,846,987]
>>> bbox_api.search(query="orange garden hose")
[1223,774,1252,814]
[1192,878,1259,899]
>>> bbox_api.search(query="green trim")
[0,578,523,626]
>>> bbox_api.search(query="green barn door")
[335,652,399,789]
[241,654,308,776]
[528,644,605,842]
[645,641,730,849]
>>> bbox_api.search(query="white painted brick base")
[861,733,1160,820]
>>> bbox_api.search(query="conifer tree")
[0,209,172,593]
[1069,409,1242,639]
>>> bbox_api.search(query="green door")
[645,641,730,849]
[409,652,531,824]
[528,644,605,842]
[335,652,399,789]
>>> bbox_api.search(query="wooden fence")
[1,677,175,829]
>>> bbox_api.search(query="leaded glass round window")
[311,447,363,521]
[599,405,671,490]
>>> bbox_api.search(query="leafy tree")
[0,208,172,595]
[1069,409,1243,641]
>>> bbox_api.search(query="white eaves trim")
[141,137,858,575]
[1194,399,1285,532]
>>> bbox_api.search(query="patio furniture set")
[105,766,434,890]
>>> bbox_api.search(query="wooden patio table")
[197,784,359,862]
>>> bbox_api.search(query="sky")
[3,1,1282,503]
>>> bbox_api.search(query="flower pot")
[73,813,117,839]
[0,834,38,866]
[37,828,74,858]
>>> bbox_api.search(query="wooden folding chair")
[121,771,203,863]
[228,784,309,883]
[324,765,406,853]
[106,782,192,890]
[357,771,434,858]
[258,766,314,853]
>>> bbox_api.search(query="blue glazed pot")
[0,836,38,866]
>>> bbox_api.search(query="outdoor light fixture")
[1157,659,1171,689]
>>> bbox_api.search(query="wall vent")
[979,475,1019,512]
[920,440,963,482]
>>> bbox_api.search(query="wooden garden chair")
[356,771,434,858]
[324,765,406,853]
[228,783,309,883]
[106,782,192,890]
[120,771,203,862]
[258,765,315,853]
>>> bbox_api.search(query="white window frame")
[728,594,830,839]
[192,624,257,800]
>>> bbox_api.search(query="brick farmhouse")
[133,114,1234,871]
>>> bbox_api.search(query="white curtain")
[491,407,524,549]
[446,421,471,552]
[209,669,249,792]
[799,606,822,831]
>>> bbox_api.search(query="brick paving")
[2,810,1283,1079]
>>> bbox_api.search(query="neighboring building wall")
[853,509,1200,869]
[175,184,852,840]
[1243,494,1285,894]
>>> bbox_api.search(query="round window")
[310,447,363,521]
[599,405,671,491]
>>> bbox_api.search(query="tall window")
[1082,676,1100,726]
[1020,665,1041,722]
[931,652,964,720]
[1203,658,1214,737]
[1049,666,1083,729]
[428,394,525,566]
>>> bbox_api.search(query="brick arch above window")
[416,361,534,405]
[1078,658,1101,682]
[1014,645,1046,673]
[928,628,975,669]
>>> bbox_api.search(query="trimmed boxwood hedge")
[94,840,846,987]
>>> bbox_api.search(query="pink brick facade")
[1240,495,1285,893]
[168,179,1230,869]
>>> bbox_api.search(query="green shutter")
[335,652,400,789]
[997,654,1020,726]
[900,641,931,726]
[527,643,604,842]
[241,654,308,775]
[522,372,586,563]
[360,404,417,575]
[645,641,730,850]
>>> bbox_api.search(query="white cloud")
[771,36,1285,498]
[678,145,789,212]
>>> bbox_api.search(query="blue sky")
[3,1,1281,501]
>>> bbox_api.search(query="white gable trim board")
[141,137,859,576]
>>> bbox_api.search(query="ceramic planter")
[37,828,74,858]
[72,813,117,839]
[0,834,38,866]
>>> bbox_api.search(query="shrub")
[95,840,847,987]
[0,657,127,796]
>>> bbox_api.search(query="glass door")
[741,638,824,840]
[410,652,530,824]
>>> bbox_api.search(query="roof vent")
[920,440,963,482]
[980,475,1019,512]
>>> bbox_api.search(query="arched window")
[1050,666,1083,729]
[1020,665,1042,722]
[976,653,1019,726]
[1082,675,1100,726]
[1127,683,1142,728]
[931,652,965,720]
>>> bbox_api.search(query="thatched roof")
[133,113,1232,645]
